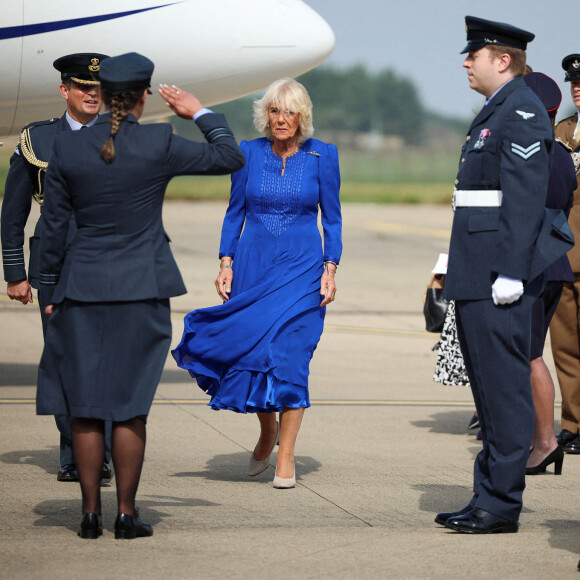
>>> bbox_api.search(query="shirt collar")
[65,111,98,131]
[485,78,515,106]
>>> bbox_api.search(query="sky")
[304,0,579,120]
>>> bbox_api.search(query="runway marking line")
[0,398,562,408]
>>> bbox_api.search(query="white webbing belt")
[452,189,503,210]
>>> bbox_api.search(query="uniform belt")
[452,189,503,210]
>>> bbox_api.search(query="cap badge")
[573,59,580,69]
[89,58,100,72]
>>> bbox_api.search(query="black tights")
[73,417,146,515]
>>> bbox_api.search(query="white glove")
[492,274,524,305]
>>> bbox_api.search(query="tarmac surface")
[1,200,579,579]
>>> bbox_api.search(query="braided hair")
[100,88,143,163]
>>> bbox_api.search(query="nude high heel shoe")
[273,465,296,489]
[248,422,280,476]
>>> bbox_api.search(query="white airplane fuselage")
[0,0,334,136]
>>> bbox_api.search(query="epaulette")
[19,117,59,206]
[20,117,59,131]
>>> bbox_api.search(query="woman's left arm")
[38,137,74,314]
[319,143,342,307]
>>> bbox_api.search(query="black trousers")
[455,296,535,522]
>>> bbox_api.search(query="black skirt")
[37,298,171,422]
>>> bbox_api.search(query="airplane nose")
[238,0,335,82]
[150,0,335,107]
[241,0,335,74]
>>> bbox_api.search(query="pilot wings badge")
[516,110,535,120]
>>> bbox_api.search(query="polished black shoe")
[114,511,153,540]
[101,462,113,480]
[444,508,518,534]
[57,464,79,482]
[564,435,580,454]
[77,513,102,539]
[556,429,577,447]
[526,446,564,475]
[467,413,479,430]
[435,505,472,526]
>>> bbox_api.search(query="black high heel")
[77,513,102,539]
[525,446,564,475]
[114,510,153,540]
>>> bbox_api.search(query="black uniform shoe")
[101,462,113,480]
[435,505,472,526]
[467,413,479,430]
[114,511,153,540]
[556,429,577,447]
[77,513,103,539]
[564,435,580,454]
[57,464,79,482]
[444,508,518,534]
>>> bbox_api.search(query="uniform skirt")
[530,281,563,359]
[37,298,171,422]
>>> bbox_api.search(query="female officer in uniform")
[36,52,245,540]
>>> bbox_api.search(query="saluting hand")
[159,84,203,119]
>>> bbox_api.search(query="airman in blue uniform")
[436,17,574,534]
[0,53,112,482]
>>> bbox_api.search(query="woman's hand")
[159,84,203,119]
[45,304,55,316]
[215,258,233,301]
[320,262,337,307]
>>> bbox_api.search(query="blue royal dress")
[172,137,342,412]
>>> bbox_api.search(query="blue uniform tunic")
[36,112,245,421]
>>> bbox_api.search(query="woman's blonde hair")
[253,78,314,143]
[100,89,143,163]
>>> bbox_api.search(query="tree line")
[209,66,425,143]
[174,65,468,146]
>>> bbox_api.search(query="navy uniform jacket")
[445,77,573,301]
[1,114,70,287]
[39,112,245,304]
[546,141,576,282]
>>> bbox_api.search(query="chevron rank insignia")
[511,141,541,160]
[516,110,535,120]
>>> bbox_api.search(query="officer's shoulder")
[555,113,578,128]
[20,117,60,134]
